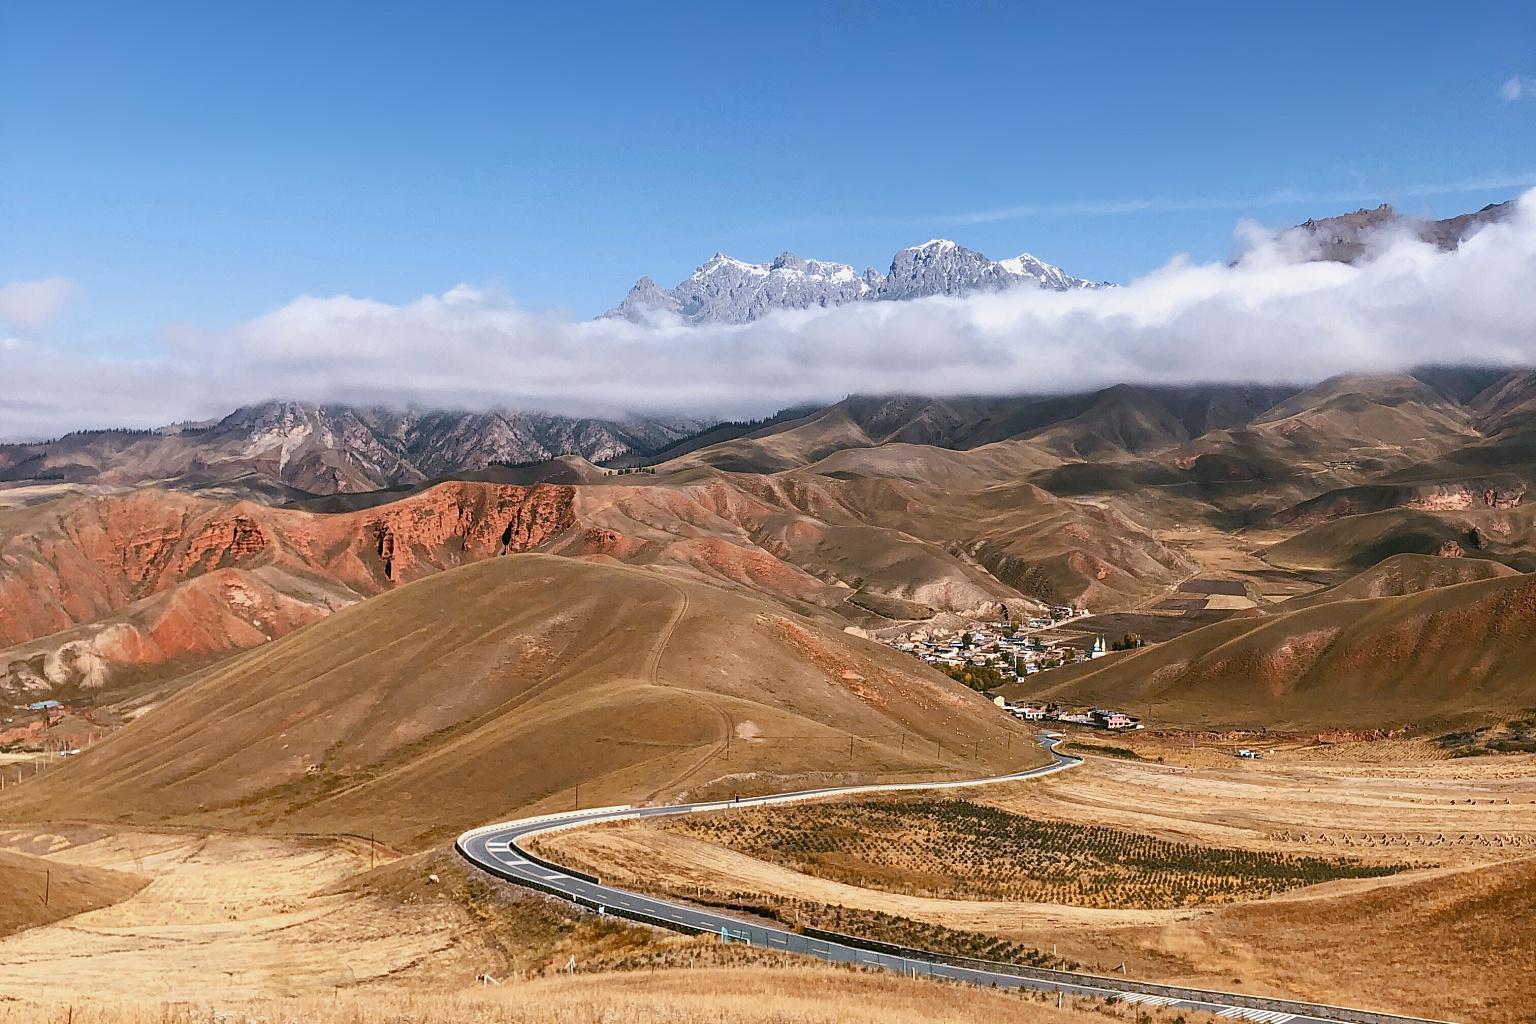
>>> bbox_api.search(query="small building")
[1090,708,1138,730]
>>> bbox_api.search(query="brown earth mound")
[1278,553,1520,611]
[1264,505,1536,573]
[0,846,146,937]
[0,554,1040,848]
[1005,570,1536,729]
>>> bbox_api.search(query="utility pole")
[43,869,50,906]
[370,832,375,870]
[574,784,580,811]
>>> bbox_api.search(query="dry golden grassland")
[537,741,1536,1023]
[0,965,1223,1024]
[991,734,1536,861]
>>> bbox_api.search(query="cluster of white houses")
[995,700,1141,731]
[882,610,1102,684]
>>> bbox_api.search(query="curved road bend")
[458,735,1454,1024]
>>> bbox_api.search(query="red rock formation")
[0,482,576,692]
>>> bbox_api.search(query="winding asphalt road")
[457,735,1452,1024]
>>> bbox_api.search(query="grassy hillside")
[0,482,578,699]
[1145,855,1536,1023]
[1277,553,1519,610]
[1265,506,1536,572]
[1003,569,1536,729]
[0,555,1040,847]
[0,847,146,937]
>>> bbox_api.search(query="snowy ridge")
[604,240,1099,325]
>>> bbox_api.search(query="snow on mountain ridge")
[604,240,1098,324]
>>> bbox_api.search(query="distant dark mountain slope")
[0,402,706,499]
[1289,201,1515,264]
[1275,553,1519,611]
[670,385,1300,474]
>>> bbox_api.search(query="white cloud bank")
[5,192,1536,440]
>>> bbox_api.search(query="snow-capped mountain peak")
[903,238,960,252]
[603,240,1098,324]
[998,252,1097,291]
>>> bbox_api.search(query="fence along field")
[664,798,1413,908]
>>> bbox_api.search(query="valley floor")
[536,739,1536,1024]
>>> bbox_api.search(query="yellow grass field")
[538,743,1536,1024]
[0,965,1214,1024]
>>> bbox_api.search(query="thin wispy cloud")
[1505,76,1534,102]
[933,175,1536,226]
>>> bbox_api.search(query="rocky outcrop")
[0,482,577,698]
[1274,477,1526,527]
[603,240,1096,325]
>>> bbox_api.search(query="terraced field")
[665,798,1408,909]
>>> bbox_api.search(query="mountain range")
[0,401,706,500]
[603,239,1099,325]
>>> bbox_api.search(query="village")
[876,606,1143,733]
[0,698,114,787]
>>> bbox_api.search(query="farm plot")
[666,798,1410,909]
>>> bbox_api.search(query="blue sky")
[3,0,1535,346]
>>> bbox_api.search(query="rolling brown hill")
[665,466,1194,610]
[0,555,1040,848]
[1275,553,1519,611]
[1264,505,1536,573]
[901,372,1510,531]
[1004,568,1536,729]
[11,365,1536,712]
[669,386,1298,475]
[0,846,146,937]
[2,449,1198,703]
[1140,853,1536,1024]
[1179,373,1480,479]
[1268,474,1526,528]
